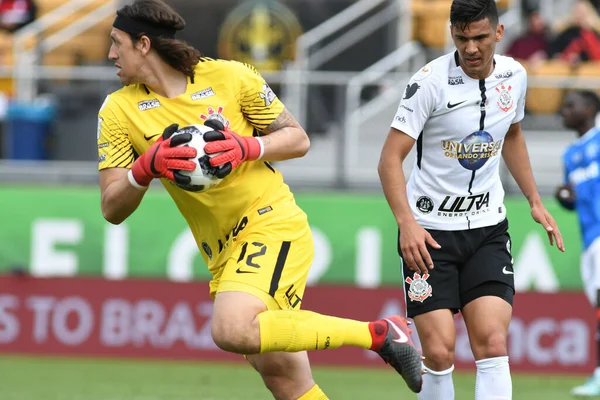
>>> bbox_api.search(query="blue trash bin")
[4,101,56,160]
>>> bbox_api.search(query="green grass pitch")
[0,355,585,399]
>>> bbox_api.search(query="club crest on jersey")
[495,84,514,112]
[200,106,230,129]
[259,83,276,107]
[138,99,161,111]
[191,87,216,101]
[416,196,434,214]
[405,273,432,302]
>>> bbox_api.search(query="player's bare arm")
[259,108,310,161]
[378,128,440,274]
[99,167,147,225]
[502,122,565,251]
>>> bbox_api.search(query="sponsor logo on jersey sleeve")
[442,131,503,170]
[138,99,161,111]
[403,83,421,100]
[405,272,432,302]
[495,84,514,112]
[395,115,407,124]
[259,83,276,107]
[97,117,103,140]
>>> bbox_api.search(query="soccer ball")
[170,124,223,192]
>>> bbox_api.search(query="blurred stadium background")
[0,0,596,398]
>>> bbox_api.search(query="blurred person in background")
[504,9,549,69]
[550,0,600,65]
[556,90,600,398]
[97,0,424,399]
[379,0,564,399]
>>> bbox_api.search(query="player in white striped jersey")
[378,1,565,399]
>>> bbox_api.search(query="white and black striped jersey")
[390,52,527,231]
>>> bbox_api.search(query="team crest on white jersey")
[405,272,432,302]
[495,84,514,112]
[200,106,230,129]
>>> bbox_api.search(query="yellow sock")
[298,384,328,400]
[258,309,372,353]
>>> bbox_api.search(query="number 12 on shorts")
[235,241,266,274]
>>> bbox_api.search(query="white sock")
[475,356,512,400]
[418,364,455,400]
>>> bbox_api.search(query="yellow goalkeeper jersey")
[97,59,303,267]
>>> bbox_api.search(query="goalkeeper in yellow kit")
[97,0,423,398]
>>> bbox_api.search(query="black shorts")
[399,219,515,318]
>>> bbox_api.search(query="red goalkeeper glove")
[129,124,198,188]
[203,120,263,178]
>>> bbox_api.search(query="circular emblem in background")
[218,1,303,71]
[416,196,434,214]
[458,130,494,171]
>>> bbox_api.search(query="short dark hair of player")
[450,0,499,31]
[576,90,600,115]
[116,0,201,78]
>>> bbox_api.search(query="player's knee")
[262,375,315,400]
[211,315,260,354]
[471,331,507,360]
[422,343,455,370]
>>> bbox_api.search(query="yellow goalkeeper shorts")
[209,212,313,311]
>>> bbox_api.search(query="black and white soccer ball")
[170,124,223,192]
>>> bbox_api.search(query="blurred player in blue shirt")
[557,90,600,397]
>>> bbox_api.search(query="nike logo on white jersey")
[385,318,409,343]
[502,266,514,275]
[447,100,466,109]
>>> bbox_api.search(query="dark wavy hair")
[450,0,499,31]
[117,0,201,77]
